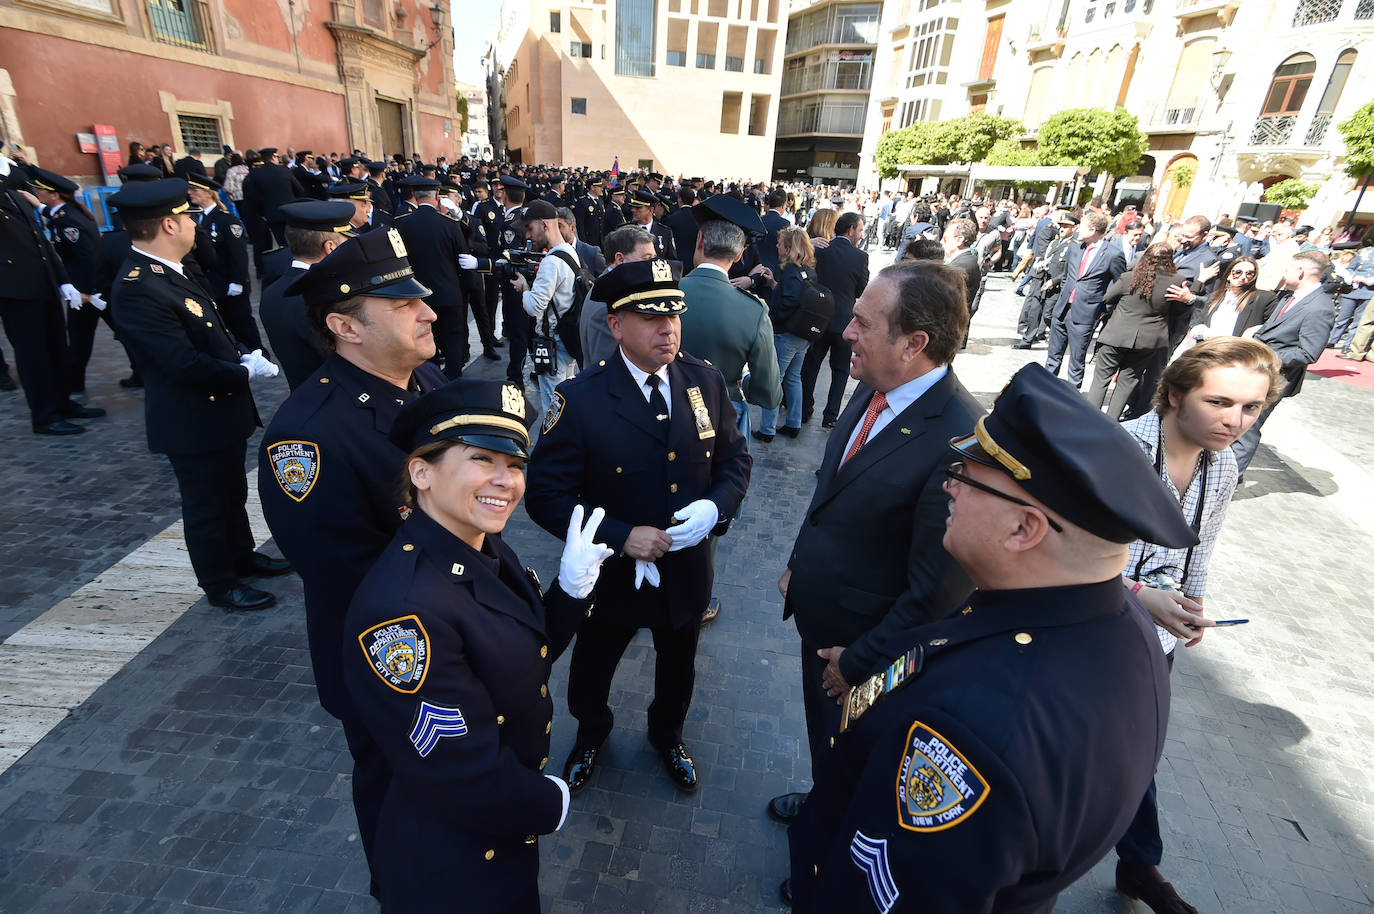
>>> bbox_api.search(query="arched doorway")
[1158,154,1198,221]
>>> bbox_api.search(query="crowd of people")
[2,137,1371,914]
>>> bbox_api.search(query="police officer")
[628,189,679,263]
[471,180,505,360]
[525,258,752,794]
[574,174,606,249]
[258,227,447,897]
[326,179,375,230]
[109,179,286,611]
[394,175,472,379]
[258,200,354,390]
[604,183,628,234]
[493,176,531,385]
[186,173,265,352]
[241,146,303,248]
[342,379,612,914]
[784,362,1198,912]
[1011,211,1078,350]
[365,160,394,223]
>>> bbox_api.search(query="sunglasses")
[944,461,1065,533]
[1230,268,1256,277]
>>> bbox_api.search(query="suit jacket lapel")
[815,386,869,487]
[610,355,669,442]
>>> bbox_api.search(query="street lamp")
[423,3,445,53]
[1209,48,1232,92]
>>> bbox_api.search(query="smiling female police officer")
[342,378,613,913]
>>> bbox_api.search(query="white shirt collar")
[130,245,185,276]
[290,259,312,271]
[882,364,948,417]
[619,348,671,408]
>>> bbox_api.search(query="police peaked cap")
[29,167,78,195]
[327,180,371,201]
[950,363,1199,547]
[400,175,441,191]
[186,173,222,192]
[108,179,192,221]
[388,378,533,459]
[278,200,358,234]
[591,258,686,316]
[118,164,163,183]
[286,227,431,306]
[629,189,658,208]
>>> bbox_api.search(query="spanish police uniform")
[109,179,285,609]
[787,363,1198,913]
[259,228,447,892]
[472,186,505,355]
[393,176,472,379]
[496,177,530,384]
[525,259,752,792]
[187,173,264,352]
[604,184,627,234]
[32,167,107,396]
[342,379,591,913]
[241,147,304,249]
[630,189,679,262]
[574,176,606,249]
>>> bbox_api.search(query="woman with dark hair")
[1087,241,1187,419]
[753,225,818,441]
[1182,255,1276,346]
[126,141,146,167]
[343,378,612,913]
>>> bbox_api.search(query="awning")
[896,164,971,177]
[969,165,1089,183]
[1114,176,1154,190]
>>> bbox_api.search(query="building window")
[754,57,767,73]
[721,91,742,133]
[638,158,654,169]
[615,0,656,76]
[571,97,588,115]
[551,11,561,32]
[667,50,686,66]
[148,0,214,51]
[1307,48,1356,143]
[1261,53,1316,116]
[697,52,716,68]
[748,94,770,135]
[570,41,592,57]
[725,55,744,71]
[1292,0,1342,26]
[178,114,223,150]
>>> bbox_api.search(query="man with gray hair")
[556,205,607,276]
[579,225,659,367]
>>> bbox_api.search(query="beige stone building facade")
[487,0,786,179]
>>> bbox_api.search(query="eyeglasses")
[944,461,1064,533]
[1230,268,1256,277]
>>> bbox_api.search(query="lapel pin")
[900,428,911,435]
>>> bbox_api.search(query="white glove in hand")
[665,499,719,552]
[634,560,661,590]
[90,293,107,312]
[458,253,478,270]
[559,505,613,599]
[227,282,243,297]
[239,349,279,379]
[61,284,83,310]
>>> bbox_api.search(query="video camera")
[492,245,546,285]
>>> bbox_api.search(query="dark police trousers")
[167,442,255,594]
[501,284,531,385]
[1117,651,1175,865]
[0,295,80,427]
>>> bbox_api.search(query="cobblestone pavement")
[1,259,1371,913]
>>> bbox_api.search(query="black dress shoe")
[778,426,801,439]
[768,791,807,823]
[483,348,501,361]
[33,421,86,436]
[779,878,792,906]
[658,743,698,791]
[1011,340,1033,350]
[62,405,106,420]
[207,585,276,612]
[751,430,774,443]
[820,418,837,429]
[492,338,506,348]
[701,597,721,626]
[0,372,16,391]
[237,552,293,578]
[119,374,144,389]
[563,745,600,794]
[1115,860,1199,914]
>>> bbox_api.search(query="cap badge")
[387,227,407,258]
[502,384,526,419]
[651,260,672,283]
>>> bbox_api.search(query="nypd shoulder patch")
[409,700,468,757]
[542,391,565,434]
[358,614,431,694]
[230,223,243,238]
[850,831,900,914]
[895,721,989,832]
[62,226,81,244]
[267,440,320,502]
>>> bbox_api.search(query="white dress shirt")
[619,348,671,418]
[840,364,949,456]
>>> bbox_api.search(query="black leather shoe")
[34,421,85,436]
[658,743,698,791]
[701,597,721,626]
[1115,860,1198,914]
[563,745,600,794]
[491,338,506,348]
[1011,340,1033,350]
[751,430,774,443]
[779,878,792,907]
[237,552,293,578]
[0,372,16,392]
[119,374,144,389]
[483,348,501,361]
[207,585,276,612]
[768,791,807,823]
[800,412,812,425]
[62,405,106,419]
[778,426,801,439]
[821,418,837,429]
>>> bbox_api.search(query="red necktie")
[1275,296,1295,321]
[841,391,888,468]
[1069,242,1094,304]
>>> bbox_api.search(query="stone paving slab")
[0,266,1372,912]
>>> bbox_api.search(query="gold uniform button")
[496,715,505,724]
[599,360,606,366]
[319,377,330,384]
[813,865,819,876]
[402,543,415,551]
[208,395,215,402]
[669,483,678,493]
[1015,632,1033,645]
[829,737,834,748]
[668,451,677,461]
[205,321,214,328]
[540,645,548,658]
[615,466,623,474]
[539,756,548,770]
[705,450,711,458]
[484,849,495,861]
[540,684,548,698]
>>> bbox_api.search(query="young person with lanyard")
[1113,336,1283,914]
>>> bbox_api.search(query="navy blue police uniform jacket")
[258,353,447,718]
[47,205,101,294]
[197,206,250,298]
[342,508,590,914]
[110,251,258,456]
[789,579,1170,914]
[525,351,751,631]
[258,264,327,391]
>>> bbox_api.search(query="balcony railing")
[1305,113,1333,144]
[1147,100,1202,130]
[1357,0,1373,17]
[781,65,873,96]
[1292,0,1341,26]
[777,103,866,136]
[1249,115,1297,145]
[148,0,215,52]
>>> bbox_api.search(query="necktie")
[1069,241,1094,303]
[1274,295,1295,321]
[646,374,669,422]
[841,391,888,468]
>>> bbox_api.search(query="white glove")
[558,505,613,599]
[61,283,83,310]
[634,560,661,590]
[239,349,279,379]
[665,499,719,552]
[458,253,478,270]
[545,774,570,830]
[90,293,107,312]
[227,282,243,297]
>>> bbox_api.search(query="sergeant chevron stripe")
[850,830,900,913]
[409,701,469,757]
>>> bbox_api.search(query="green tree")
[946,112,1024,164]
[456,93,470,137]
[1337,99,1374,178]
[873,113,1024,178]
[1263,178,1321,211]
[874,122,940,179]
[1036,108,1147,177]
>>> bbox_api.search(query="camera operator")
[1112,336,1283,914]
[511,199,580,415]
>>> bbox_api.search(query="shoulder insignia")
[358,613,430,694]
[122,267,141,282]
[850,831,900,913]
[229,223,243,238]
[542,391,565,434]
[266,440,320,501]
[184,298,204,318]
[150,263,164,274]
[62,226,80,244]
[896,721,989,832]
[409,700,468,757]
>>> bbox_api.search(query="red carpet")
[1309,348,1374,391]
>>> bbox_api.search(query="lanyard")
[1135,423,1207,587]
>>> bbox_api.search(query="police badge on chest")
[686,387,714,440]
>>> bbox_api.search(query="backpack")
[547,249,595,367]
[784,268,835,342]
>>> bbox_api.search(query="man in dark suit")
[943,217,983,317]
[365,160,394,224]
[1014,207,1059,294]
[767,260,983,826]
[757,188,791,276]
[664,186,701,271]
[1232,249,1335,474]
[242,147,304,250]
[172,148,207,181]
[801,211,868,428]
[1045,211,1127,387]
[526,259,751,796]
[393,176,472,379]
[574,174,607,249]
[109,179,287,612]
